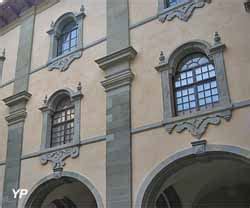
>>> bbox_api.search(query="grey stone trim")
[13,13,35,94]
[245,0,250,12]
[40,146,79,178]
[39,86,83,175]
[191,139,207,155]
[47,6,85,71]
[3,91,32,125]
[135,144,250,208]
[95,46,137,71]
[165,107,232,139]
[23,171,104,208]
[158,0,211,23]
[156,35,232,139]
[101,70,134,92]
[47,49,82,72]
[131,121,164,134]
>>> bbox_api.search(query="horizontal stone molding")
[158,0,211,23]
[5,110,27,126]
[101,70,134,91]
[95,46,137,70]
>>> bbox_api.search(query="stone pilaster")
[1,10,35,208]
[96,0,137,208]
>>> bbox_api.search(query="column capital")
[95,46,137,71]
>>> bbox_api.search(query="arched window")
[51,96,75,147]
[155,38,231,138]
[57,21,78,56]
[174,53,219,116]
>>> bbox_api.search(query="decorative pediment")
[159,0,211,23]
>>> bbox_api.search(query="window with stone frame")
[155,35,232,139]
[165,0,184,8]
[50,96,75,147]
[39,87,82,150]
[47,7,85,72]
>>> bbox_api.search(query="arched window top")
[61,20,77,33]
[55,96,73,111]
[178,54,210,72]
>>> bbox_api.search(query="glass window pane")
[181,79,187,86]
[196,75,202,81]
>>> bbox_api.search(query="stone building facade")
[0,0,250,207]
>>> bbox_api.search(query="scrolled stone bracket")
[47,50,82,72]
[159,0,211,23]
[40,146,79,178]
[165,108,232,139]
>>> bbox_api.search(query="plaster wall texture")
[131,0,250,128]
[0,26,20,83]
[31,0,106,70]
[0,84,13,161]
[23,42,106,155]
[18,141,106,208]
[132,107,250,208]
[129,0,156,25]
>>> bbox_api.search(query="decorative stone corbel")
[158,0,211,23]
[191,139,207,155]
[40,146,79,178]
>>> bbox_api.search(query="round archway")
[136,145,250,208]
[24,172,104,208]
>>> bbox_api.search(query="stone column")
[95,1,137,208]
[1,10,35,208]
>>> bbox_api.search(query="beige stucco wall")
[131,0,250,128]
[23,42,106,155]
[129,0,156,25]
[0,84,13,161]
[18,141,106,208]
[31,0,106,70]
[132,107,250,208]
[0,26,20,83]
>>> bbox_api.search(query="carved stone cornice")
[245,0,250,12]
[40,146,79,178]
[3,91,32,125]
[95,46,137,70]
[101,70,134,91]
[47,50,82,72]
[165,108,232,139]
[159,0,211,23]
[3,91,32,107]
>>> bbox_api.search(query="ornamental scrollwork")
[40,146,79,177]
[48,50,82,72]
[165,109,231,139]
[159,0,211,23]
